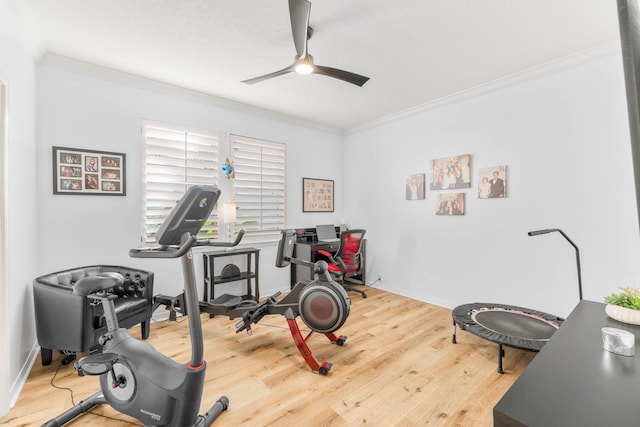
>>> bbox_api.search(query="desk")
[290,240,366,288]
[493,300,640,426]
[201,247,260,303]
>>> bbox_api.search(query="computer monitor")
[316,224,339,242]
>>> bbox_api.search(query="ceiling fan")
[242,0,370,87]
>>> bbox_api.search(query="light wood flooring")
[1,287,535,426]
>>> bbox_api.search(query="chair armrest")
[316,249,338,265]
[334,256,347,273]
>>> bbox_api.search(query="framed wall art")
[478,165,507,199]
[430,154,472,190]
[303,177,334,212]
[53,146,126,195]
[435,193,465,216]
[406,173,426,200]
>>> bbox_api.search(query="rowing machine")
[199,229,350,375]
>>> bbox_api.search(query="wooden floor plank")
[0,287,534,426]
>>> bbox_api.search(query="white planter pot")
[605,304,640,325]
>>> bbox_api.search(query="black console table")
[201,247,260,303]
[494,299,640,426]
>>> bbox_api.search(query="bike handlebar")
[129,235,198,259]
[129,229,246,259]
[195,230,244,248]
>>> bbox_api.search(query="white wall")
[0,0,38,416]
[35,56,345,299]
[345,49,640,318]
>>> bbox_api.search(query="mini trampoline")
[452,302,564,373]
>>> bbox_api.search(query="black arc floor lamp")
[528,228,583,301]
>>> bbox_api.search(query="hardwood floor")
[1,287,535,426]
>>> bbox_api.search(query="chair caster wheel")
[336,338,346,346]
[319,366,330,376]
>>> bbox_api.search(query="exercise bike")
[199,228,351,376]
[44,185,229,427]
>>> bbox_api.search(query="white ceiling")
[8,0,621,131]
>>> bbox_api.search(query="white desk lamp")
[221,202,237,243]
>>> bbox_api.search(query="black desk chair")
[317,229,367,298]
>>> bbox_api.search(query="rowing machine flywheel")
[298,282,350,333]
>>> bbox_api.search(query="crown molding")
[38,53,343,136]
[345,41,621,135]
[38,41,622,139]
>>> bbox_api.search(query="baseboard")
[9,341,39,409]
[372,283,456,310]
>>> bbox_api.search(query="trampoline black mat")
[452,302,564,352]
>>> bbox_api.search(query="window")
[141,120,219,244]
[230,134,286,243]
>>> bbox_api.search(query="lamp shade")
[220,202,236,224]
[221,202,236,224]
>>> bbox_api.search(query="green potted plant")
[604,287,640,325]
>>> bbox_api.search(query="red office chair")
[317,229,367,298]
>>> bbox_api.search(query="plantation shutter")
[142,120,219,244]
[230,134,286,243]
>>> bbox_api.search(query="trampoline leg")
[497,343,505,374]
[452,320,457,344]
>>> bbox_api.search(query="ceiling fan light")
[295,62,314,75]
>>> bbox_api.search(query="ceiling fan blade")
[314,65,370,87]
[289,0,311,58]
[241,64,296,85]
